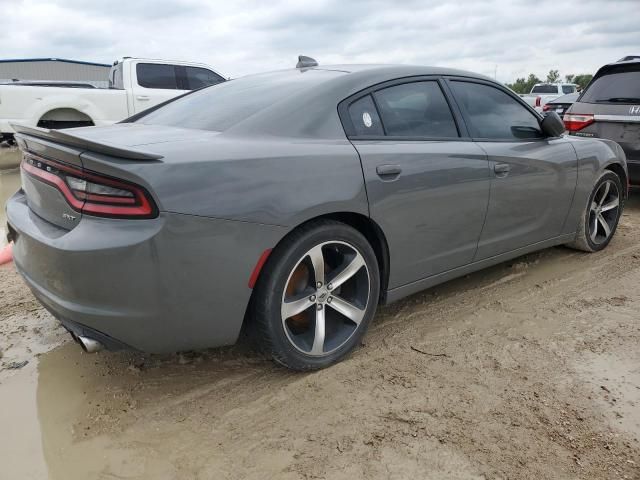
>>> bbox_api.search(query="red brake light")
[563,113,595,132]
[535,96,541,107]
[542,104,551,112]
[21,153,157,218]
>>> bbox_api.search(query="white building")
[0,58,111,88]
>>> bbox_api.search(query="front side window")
[136,63,178,89]
[450,81,543,140]
[184,66,225,90]
[372,81,458,138]
[347,95,384,136]
[562,85,576,94]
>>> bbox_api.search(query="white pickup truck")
[520,83,578,112]
[0,57,225,141]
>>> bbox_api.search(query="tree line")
[506,70,593,94]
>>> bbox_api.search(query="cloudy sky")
[1,0,638,82]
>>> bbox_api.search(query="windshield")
[580,67,640,104]
[136,69,344,132]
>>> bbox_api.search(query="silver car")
[5,59,628,370]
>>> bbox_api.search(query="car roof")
[217,64,498,139]
[592,56,640,78]
[312,63,494,80]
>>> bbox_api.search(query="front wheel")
[251,220,380,370]
[568,170,624,252]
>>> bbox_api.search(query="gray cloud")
[0,0,638,82]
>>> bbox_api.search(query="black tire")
[567,170,624,252]
[251,219,380,371]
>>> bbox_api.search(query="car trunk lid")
[13,124,169,229]
[15,134,87,230]
[593,104,640,161]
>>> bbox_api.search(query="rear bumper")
[6,190,286,353]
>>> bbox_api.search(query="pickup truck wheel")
[567,170,623,252]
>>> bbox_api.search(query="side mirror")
[540,111,565,137]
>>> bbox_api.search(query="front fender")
[563,136,627,234]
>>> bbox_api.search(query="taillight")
[21,152,157,218]
[535,96,541,107]
[563,113,595,132]
[542,104,551,112]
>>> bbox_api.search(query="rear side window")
[450,81,543,140]
[372,81,458,137]
[562,85,576,94]
[580,67,640,104]
[136,63,178,89]
[184,66,224,90]
[348,95,384,136]
[531,84,558,94]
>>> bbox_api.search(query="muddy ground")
[0,159,639,478]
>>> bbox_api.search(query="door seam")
[471,141,493,262]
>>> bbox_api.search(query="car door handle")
[376,164,402,178]
[136,95,150,101]
[494,163,511,177]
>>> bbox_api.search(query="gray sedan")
[6,59,628,370]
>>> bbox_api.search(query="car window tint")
[348,95,384,136]
[451,81,543,140]
[185,67,225,90]
[136,63,178,89]
[580,67,640,104]
[531,85,558,94]
[372,82,458,137]
[138,69,344,132]
[562,85,576,94]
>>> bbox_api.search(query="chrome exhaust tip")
[77,335,104,353]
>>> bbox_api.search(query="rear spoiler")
[11,124,163,160]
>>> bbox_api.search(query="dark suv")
[564,56,640,184]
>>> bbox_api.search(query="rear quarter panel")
[80,135,369,228]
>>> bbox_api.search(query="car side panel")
[354,140,490,288]
[79,136,370,227]
[473,139,578,260]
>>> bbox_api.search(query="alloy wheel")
[588,179,620,245]
[280,241,370,356]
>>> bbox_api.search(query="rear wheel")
[568,170,623,252]
[251,220,380,370]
